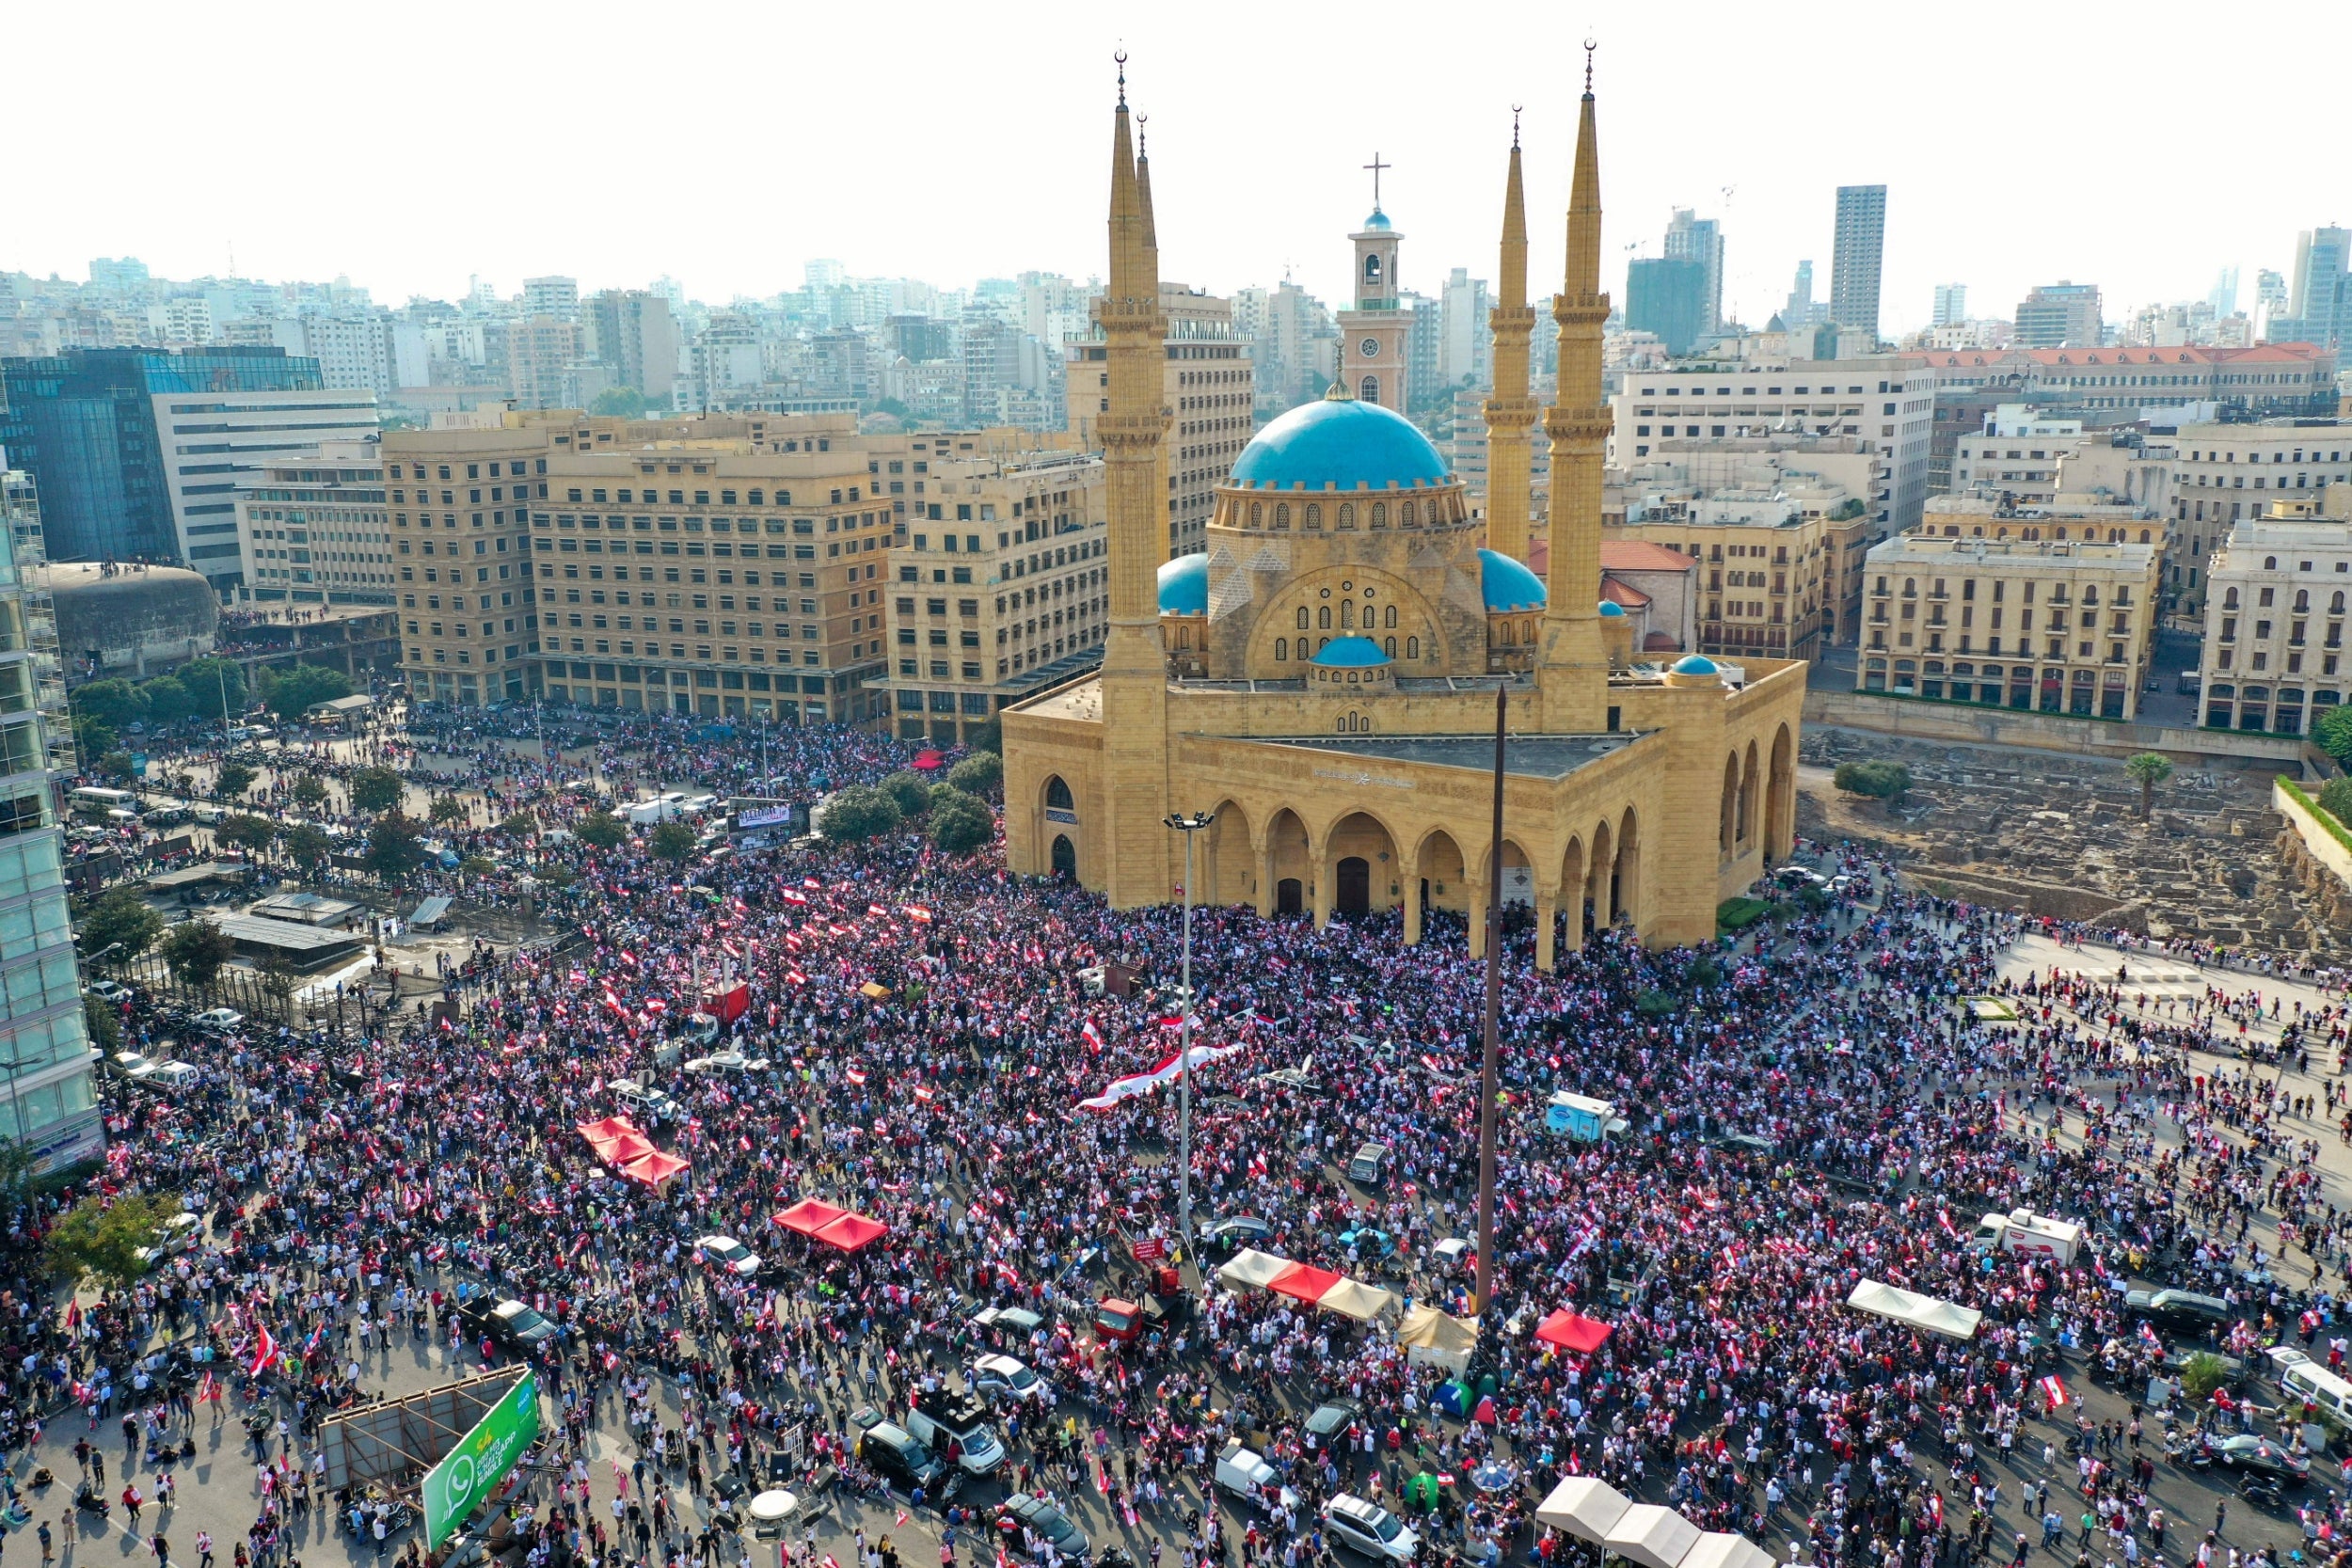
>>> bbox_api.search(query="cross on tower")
[1363,152,1391,209]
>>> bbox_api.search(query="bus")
[68,787,139,818]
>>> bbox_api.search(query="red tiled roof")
[1601,578,1651,609]
[1600,540,1698,572]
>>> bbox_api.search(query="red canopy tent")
[577,1116,642,1144]
[600,1131,658,1165]
[619,1148,690,1188]
[812,1212,889,1253]
[1534,1309,1613,1354]
[774,1197,850,1237]
[1267,1262,1346,1306]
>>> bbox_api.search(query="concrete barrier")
[1804,689,2310,771]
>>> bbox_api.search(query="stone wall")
[1804,688,2310,772]
[1802,725,2351,961]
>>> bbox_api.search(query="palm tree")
[2123,751,2174,820]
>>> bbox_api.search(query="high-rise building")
[235,437,395,605]
[0,473,97,1173]
[1931,284,1968,329]
[1067,285,1253,558]
[1438,268,1492,394]
[583,291,680,400]
[1662,209,1724,336]
[0,347,377,589]
[509,317,580,410]
[521,277,580,322]
[1830,184,1886,342]
[1625,258,1708,356]
[2014,281,2104,348]
[1784,261,1814,326]
[2284,227,2350,351]
[2208,266,2240,321]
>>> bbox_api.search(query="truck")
[1967,1208,2085,1264]
[1214,1440,1299,1513]
[903,1390,1005,1476]
[1545,1091,1629,1143]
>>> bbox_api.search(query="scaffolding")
[0,469,76,779]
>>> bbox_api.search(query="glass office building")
[0,472,96,1171]
[0,346,326,564]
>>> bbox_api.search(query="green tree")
[945,752,1002,796]
[589,386,650,418]
[348,766,404,815]
[458,854,497,881]
[79,888,163,960]
[279,823,333,873]
[215,815,276,855]
[2319,776,2352,825]
[428,795,468,825]
[576,811,626,848]
[818,784,902,844]
[161,919,236,991]
[929,790,994,855]
[365,813,428,881]
[257,950,295,1013]
[1833,760,1912,809]
[94,751,135,784]
[45,1192,182,1290]
[499,810,539,836]
[2316,706,2352,766]
[2122,752,2175,820]
[648,820,696,862]
[73,679,147,731]
[83,995,121,1055]
[290,773,328,809]
[215,762,257,800]
[179,657,248,719]
[262,663,354,721]
[136,675,195,726]
[2178,1350,2231,1402]
[878,769,933,817]
[71,715,117,758]
[964,716,1002,756]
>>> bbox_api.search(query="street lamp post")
[1162,811,1216,1256]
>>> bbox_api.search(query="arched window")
[1305,503,1321,530]
[1274,503,1290,530]
[1371,501,1388,529]
[1274,638,1288,661]
[1317,636,1329,654]
[1406,636,1421,659]
[2332,591,2344,614]
[1360,376,1379,404]
[1384,605,1397,629]
[2296,589,2311,611]
[1401,500,1416,526]
[1248,502,1263,528]
[1365,255,1382,282]
[1295,606,1310,630]
[2225,587,2240,609]
[2266,556,2279,569]
[1338,503,1355,530]
[2055,527,2068,540]
[2139,529,2152,543]
[1317,606,1331,629]
[1340,600,1356,629]
[1384,636,1396,657]
[1045,776,1073,811]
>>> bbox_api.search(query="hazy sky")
[12,0,2347,334]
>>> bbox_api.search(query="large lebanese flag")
[1075,1039,1247,1111]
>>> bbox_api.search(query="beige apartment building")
[1857,532,2161,718]
[236,438,396,606]
[885,447,1106,744]
[2197,491,2352,736]
[1067,282,1253,559]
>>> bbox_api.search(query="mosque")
[1000,64,1805,963]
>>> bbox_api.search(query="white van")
[2281,1358,2352,1425]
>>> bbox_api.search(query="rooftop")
[1259,732,1643,782]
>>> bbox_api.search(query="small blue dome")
[1671,655,1719,675]
[1597,600,1627,618]
[1231,399,1448,492]
[1157,552,1207,615]
[1362,208,1392,231]
[1477,548,1548,613]
[1310,636,1391,668]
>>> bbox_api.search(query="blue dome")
[1157,552,1207,615]
[1310,636,1391,668]
[1231,399,1448,492]
[1671,655,1719,675]
[1361,208,1392,231]
[1597,600,1627,618]
[1477,548,1549,613]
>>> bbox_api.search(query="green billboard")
[422,1370,540,1550]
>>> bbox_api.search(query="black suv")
[849,1407,947,1495]
[2123,1288,2234,1337]
[453,1296,560,1354]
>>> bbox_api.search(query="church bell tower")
[1337,154,1410,411]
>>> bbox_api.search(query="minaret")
[1482,117,1537,565]
[1538,50,1613,732]
[1093,60,1174,907]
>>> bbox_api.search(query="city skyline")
[9,2,2348,340]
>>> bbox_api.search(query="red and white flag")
[249,1323,279,1378]
[1075,1039,1248,1111]
[1080,1019,1105,1054]
[2038,1374,2070,1409]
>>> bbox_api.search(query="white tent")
[1317,1276,1400,1323]
[1395,1306,1478,1371]
[1534,1477,1631,1542]
[1680,1534,1776,1568]
[1845,1278,1983,1341]
[1215,1248,1295,1289]
[1604,1504,1703,1568]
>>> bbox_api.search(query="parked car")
[969,1354,1043,1402]
[684,1050,772,1077]
[992,1494,1089,1564]
[1198,1215,1273,1256]
[1214,1440,1298,1512]
[849,1412,946,1495]
[191,1007,244,1035]
[1324,1495,1419,1562]
[135,1211,203,1272]
[1304,1399,1362,1446]
[695,1236,761,1276]
[453,1296,560,1354]
[904,1390,1006,1476]
[1336,1226,1395,1259]
[1345,1144,1390,1186]
[85,979,133,1005]
[2124,1288,2235,1336]
[612,1082,678,1120]
[2202,1433,2310,1481]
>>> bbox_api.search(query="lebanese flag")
[901,906,932,923]
[1075,1039,1248,1111]
[1930,1494,1944,1528]
[1935,1210,1957,1240]
[1080,1019,1105,1054]
[782,890,807,906]
[2039,1375,2070,1409]
[250,1323,279,1378]
[846,1068,868,1085]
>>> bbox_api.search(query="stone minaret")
[1482,121,1537,566]
[1538,58,1612,732]
[1093,69,1174,906]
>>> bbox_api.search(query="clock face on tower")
[1359,338,1380,358]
